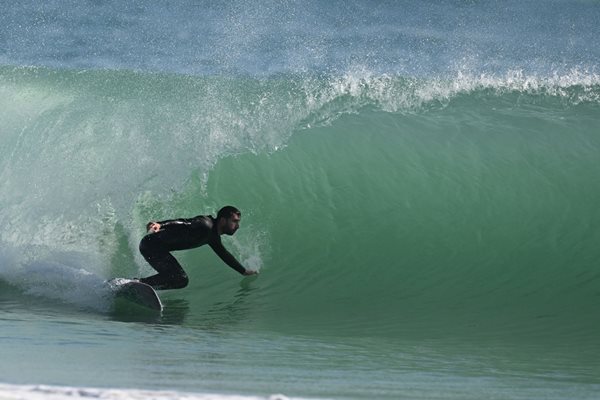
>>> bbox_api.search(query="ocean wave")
[1,64,599,339]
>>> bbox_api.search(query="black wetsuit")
[139,215,246,290]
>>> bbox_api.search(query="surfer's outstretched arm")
[209,241,258,275]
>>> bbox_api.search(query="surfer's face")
[222,214,241,235]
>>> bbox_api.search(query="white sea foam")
[0,384,314,400]
[321,67,600,114]
[0,246,112,312]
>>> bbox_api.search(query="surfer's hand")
[147,222,161,233]
[244,269,259,276]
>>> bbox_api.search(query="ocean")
[1,1,600,399]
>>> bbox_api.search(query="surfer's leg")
[138,255,189,290]
[138,236,189,290]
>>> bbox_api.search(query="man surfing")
[138,205,258,290]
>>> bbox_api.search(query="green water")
[1,66,599,399]
[195,99,600,342]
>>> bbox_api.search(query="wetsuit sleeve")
[209,240,247,275]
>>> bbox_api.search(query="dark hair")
[217,205,241,220]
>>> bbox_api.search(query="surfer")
[138,206,258,290]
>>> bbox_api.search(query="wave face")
[1,65,599,344]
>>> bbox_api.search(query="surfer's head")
[217,206,241,236]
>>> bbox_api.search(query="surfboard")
[108,278,162,311]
